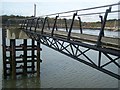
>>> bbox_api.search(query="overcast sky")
[1,0,119,22]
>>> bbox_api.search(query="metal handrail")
[40,2,120,17]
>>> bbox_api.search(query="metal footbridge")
[6,3,120,79]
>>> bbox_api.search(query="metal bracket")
[51,16,59,36]
[67,13,77,40]
[99,15,104,36]
[34,18,40,32]
[41,17,48,34]
[78,17,83,34]
[30,18,34,31]
[64,18,68,32]
[97,7,112,47]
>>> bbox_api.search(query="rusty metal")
[3,37,41,79]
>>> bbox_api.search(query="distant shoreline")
[1,25,119,32]
[82,27,120,31]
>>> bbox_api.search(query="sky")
[0,0,119,22]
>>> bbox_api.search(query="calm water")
[0,28,120,88]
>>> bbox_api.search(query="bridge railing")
[20,2,119,46]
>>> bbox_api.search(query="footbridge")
[3,3,120,79]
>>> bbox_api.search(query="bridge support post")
[10,39,16,79]
[23,39,27,76]
[2,28,42,79]
[2,28,7,79]
[37,42,40,77]
[32,40,35,74]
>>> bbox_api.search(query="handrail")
[40,2,120,17]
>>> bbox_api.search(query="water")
[0,28,119,88]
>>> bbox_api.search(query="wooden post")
[37,42,40,77]
[118,58,120,90]
[11,39,16,79]
[23,39,27,76]
[32,39,35,73]
[2,29,7,79]
[10,39,12,75]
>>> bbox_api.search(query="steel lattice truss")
[24,30,120,80]
[18,4,120,80]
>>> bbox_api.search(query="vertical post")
[67,13,77,40]
[2,28,7,79]
[30,19,34,31]
[40,20,43,29]
[47,18,50,30]
[35,18,40,32]
[99,15,104,36]
[37,42,40,77]
[10,40,12,75]
[55,24,58,31]
[11,39,16,79]
[64,18,68,32]
[23,39,27,76]
[97,7,111,47]
[78,17,83,34]
[98,51,102,67]
[41,17,47,34]
[32,40,35,73]
[51,16,59,36]
[23,19,27,29]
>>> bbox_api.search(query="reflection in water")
[2,76,41,88]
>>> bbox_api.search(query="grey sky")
[1,0,119,22]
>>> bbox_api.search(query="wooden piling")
[10,39,16,79]
[2,28,41,78]
[10,40,12,75]
[2,29,7,79]
[37,42,40,77]
[32,40,35,73]
[23,39,27,76]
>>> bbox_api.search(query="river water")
[0,28,120,88]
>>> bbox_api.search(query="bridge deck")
[26,28,120,50]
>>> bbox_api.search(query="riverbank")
[82,27,120,31]
[59,26,120,31]
[2,15,119,32]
